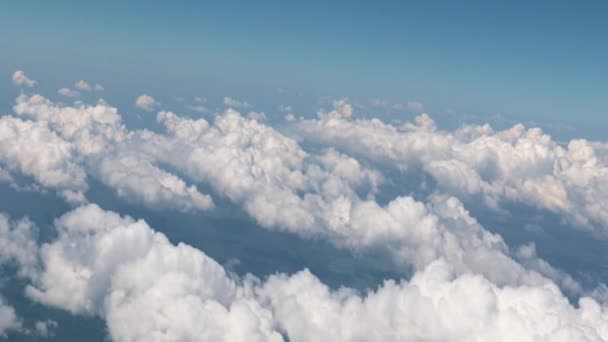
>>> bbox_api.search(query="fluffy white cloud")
[223,96,252,109]
[11,94,213,212]
[295,109,608,235]
[22,205,608,342]
[0,213,39,278]
[260,261,608,342]
[11,70,37,87]
[57,88,81,98]
[7,93,588,292]
[27,204,282,341]
[34,320,57,338]
[0,116,87,202]
[135,94,160,112]
[74,80,103,92]
[0,297,20,337]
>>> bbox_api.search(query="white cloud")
[0,115,87,202]
[223,96,252,109]
[34,320,57,338]
[278,104,292,113]
[57,88,81,98]
[11,94,213,212]
[0,213,39,278]
[74,80,92,91]
[74,80,104,92]
[135,94,160,112]
[260,260,608,342]
[22,205,608,342]
[295,112,608,235]
[27,204,283,341]
[11,70,37,87]
[7,93,589,293]
[0,297,20,337]
[187,105,209,113]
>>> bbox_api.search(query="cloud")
[187,105,209,113]
[295,111,608,235]
[0,115,87,202]
[260,260,608,342]
[11,94,213,212]
[0,297,20,337]
[26,204,283,341]
[0,213,39,278]
[34,320,57,338]
[6,93,589,294]
[11,70,37,87]
[74,80,104,92]
[135,94,160,112]
[20,205,608,342]
[57,88,81,98]
[278,104,292,113]
[223,96,252,109]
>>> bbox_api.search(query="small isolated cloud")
[406,101,424,111]
[135,94,160,112]
[34,320,58,338]
[12,70,37,87]
[278,104,292,113]
[187,105,209,113]
[74,80,104,92]
[57,88,81,98]
[223,96,252,109]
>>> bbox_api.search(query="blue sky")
[1,1,607,131]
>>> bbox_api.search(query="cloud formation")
[295,101,608,235]
[74,80,103,92]
[19,205,608,342]
[135,94,160,112]
[4,91,590,292]
[223,96,252,109]
[11,70,37,87]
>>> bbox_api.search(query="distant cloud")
[135,94,160,112]
[74,80,104,92]
[370,98,424,112]
[11,70,37,87]
[187,105,209,113]
[57,88,81,98]
[278,104,292,113]
[223,96,252,109]
[405,101,424,111]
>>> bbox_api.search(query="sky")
[2,2,608,341]
[1,1,607,134]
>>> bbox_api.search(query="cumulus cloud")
[57,88,81,98]
[223,96,252,108]
[0,115,87,202]
[74,80,103,92]
[11,94,213,212]
[261,261,608,342]
[21,205,608,342]
[5,92,590,293]
[0,297,20,337]
[0,213,39,278]
[135,94,160,112]
[295,111,608,235]
[34,320,57,338]
[27,204,282,341]
[11,70,37,87]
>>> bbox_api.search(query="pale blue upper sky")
[1,1,607,134]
